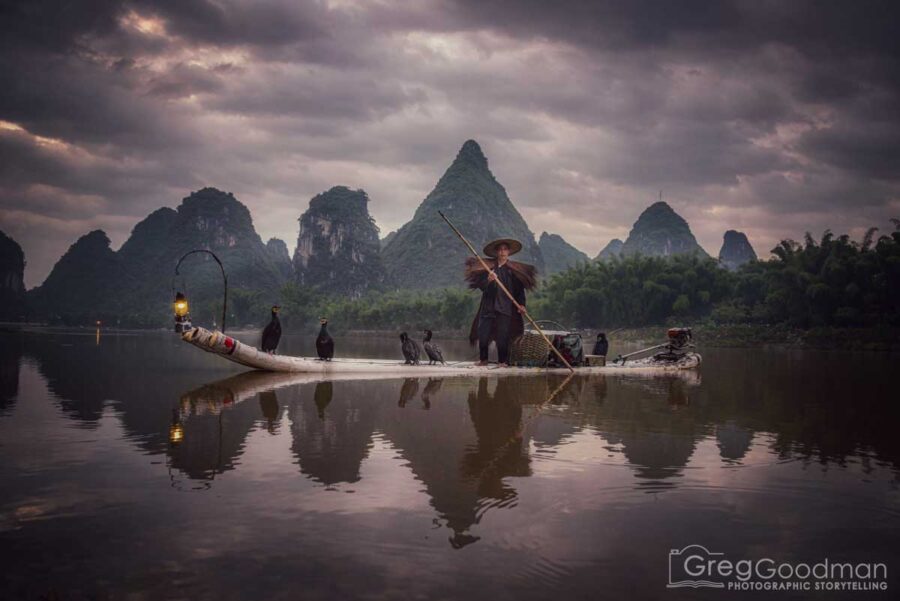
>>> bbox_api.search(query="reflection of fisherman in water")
[259,389,279,433]
[313,381,333,419]
[397,378,419,408]
[453,378,532,547]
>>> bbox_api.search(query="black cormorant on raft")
[260,306,281,354]
[316,318,334,361]
[400,332,421,365]
[423,330,445,365]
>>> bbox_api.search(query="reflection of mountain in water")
[290,381,377,486]
[716,422,754,462]
[172,378,277,480]
[15,333,900,552]
[21,333,216,455]
[576,375,705,489]
[0,331,23,416]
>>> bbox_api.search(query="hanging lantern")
[173,291,192,333]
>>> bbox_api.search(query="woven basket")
[510,321,570,367]
[510,331,551,367]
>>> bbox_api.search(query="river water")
[1,329,898,600]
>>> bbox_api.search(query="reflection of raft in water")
[182,326,701,375]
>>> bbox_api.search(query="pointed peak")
[76,229,111,247]
[723,229,748,241]
[189,187,233,200]
[453,139,488,170]
[644,201,676,214]
[308,186,370,215]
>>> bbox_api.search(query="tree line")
[265,221,900,334]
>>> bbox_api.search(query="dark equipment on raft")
[510,321,584,368]
[613,328,694,365]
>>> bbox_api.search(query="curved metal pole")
[174,249,228,334]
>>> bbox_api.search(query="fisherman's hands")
[515,303,525,314]
[487,271,498,283]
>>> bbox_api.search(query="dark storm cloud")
[451,0,900,59]
[1,0,898,284]
[141,0,325,47]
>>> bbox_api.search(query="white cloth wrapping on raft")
[181,326,701,375]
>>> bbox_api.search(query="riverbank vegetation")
[273,223,900,336]
[22,224,900,349]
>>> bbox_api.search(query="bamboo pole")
[438,211,574,372]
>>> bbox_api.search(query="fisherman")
[465,238,537,367]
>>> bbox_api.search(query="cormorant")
[423,330,445,365]
[592,332,609,356]
[316,318,334,361]
[399,332,420,365]
[260,305,281,354]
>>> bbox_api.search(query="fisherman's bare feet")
[476,360,489,366]
[498,362,509,368]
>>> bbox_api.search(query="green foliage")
[530,253,732,327]
[717,224,900,327]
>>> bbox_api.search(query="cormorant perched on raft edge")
[423,330,445,365]
[399,332,421,365]
[261,305,281,354]
[316,318,334,361]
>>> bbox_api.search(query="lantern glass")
[173,292,189,317]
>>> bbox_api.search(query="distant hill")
[28,188,288,327]
[382,140,544,289]
[0,230,26,321]
[621,202,709,258]
[28,230,126,324]
[539,232,589,275]
[596,238,624,261]
[266,238,294,279]
[293,186,384,297]
[718,230,757,270]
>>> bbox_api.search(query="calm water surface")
[1,329,899,600]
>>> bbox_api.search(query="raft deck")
[181,327,701,375]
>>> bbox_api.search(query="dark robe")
[464,257,537,347]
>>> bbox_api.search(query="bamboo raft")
[181,326,701,375]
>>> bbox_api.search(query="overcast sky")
[2,0,898,287]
